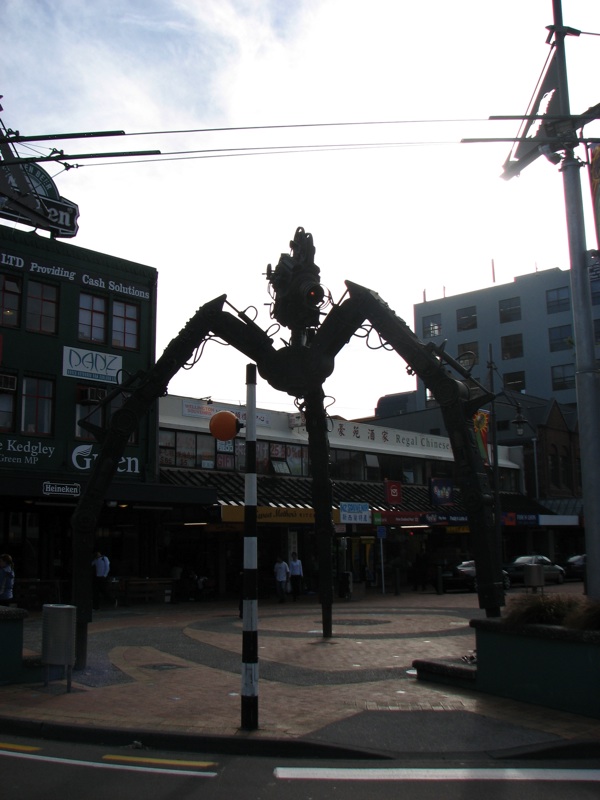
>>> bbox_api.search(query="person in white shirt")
[273,556,290,604]
[289,552,303,601]
[91,551,111,610]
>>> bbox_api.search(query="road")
[2,734,599,799]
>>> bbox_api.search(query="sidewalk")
[1,585,599,758]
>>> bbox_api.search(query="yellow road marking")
[0,743,42,752]
[103,754,216,768]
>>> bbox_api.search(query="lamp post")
[511,404,540,501]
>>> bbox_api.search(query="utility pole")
[552,0,600,599]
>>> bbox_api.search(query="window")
[591,276,600,306]
[0,274,21,327]
[501,333,523,360]
[546,286,570,314]
[159,429,176,465]
[499,297,521,323]
[21,377,53,435]
[112,301,139,349]
[75,387,105,440]
[504,371,526,392]
[549,444,560,487]
[548,324,572,352]
[26,281,58,334]
[456,306,477,331]
[595,318,600,345]
[79,293,106,343]
[0,384,15,432]
[457,341,479,366]
[551,363,575,391]
[422,314,441,338]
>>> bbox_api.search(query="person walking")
[0,554,15,607]
[289,552,303,601]
[274,556,290,604]
[91,550,111,610]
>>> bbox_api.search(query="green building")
[0,224,164,597]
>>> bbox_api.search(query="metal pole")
[553,0,600,598]
[241,364,258,730]
[379,538,385,595]
[488,346,504,566]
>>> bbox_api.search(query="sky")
[2,0,600,419]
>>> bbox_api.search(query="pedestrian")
[274,556,290,603]
[0,553,15,607]
[91,550,111,610]
[289,551,303,601]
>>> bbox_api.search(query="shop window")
[422,314,441,338]
[551,363,575,391]
[26,281,58,334]
[0,274,21,327]
[456,306,477,331]
[159,429,176,465]
[501,333,523,360]
[549,324,572,352]
[499,296,521,323]
[216,438,235,470]
[546,286,570,314]
[112,301,139,350]
[21,376,53,435]
[197,433,216,468]
[174,431,196,467]
[365,452,380,481]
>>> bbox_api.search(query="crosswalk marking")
[274,767,600,782]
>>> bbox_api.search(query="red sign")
[384,480,402,504]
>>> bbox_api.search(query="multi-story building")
[0,224,215,602]
[413,266,599,408]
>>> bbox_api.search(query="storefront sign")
[43,481,80,497]
[0,436,59,467]
[71,444,140,474]
[63,346,122,384]
[221,506,319,524]
[340,502,371,524]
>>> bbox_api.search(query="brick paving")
[2,583,600,750]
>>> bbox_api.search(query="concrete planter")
[470,618,600,719]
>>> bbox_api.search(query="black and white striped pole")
[241,363,259,730]
[209,387,258,730]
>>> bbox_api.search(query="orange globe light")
[209,410,241,441]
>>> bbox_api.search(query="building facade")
[157,394,534,596]
[413,266,600,408]
[0,225,165,595]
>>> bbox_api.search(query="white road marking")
[274,767,600,782]
[0,749,216,777]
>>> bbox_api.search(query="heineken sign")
[0,161,79,237]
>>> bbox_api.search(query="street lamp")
[511,404,540,501]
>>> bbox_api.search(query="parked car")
[442,560,511,593]
[504,555,565,584]
[564,554,586,581]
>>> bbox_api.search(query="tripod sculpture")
[71,226,505,667]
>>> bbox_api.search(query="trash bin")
[524,564,544,590]
[338,571,353,599]
[42,604,76,691]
